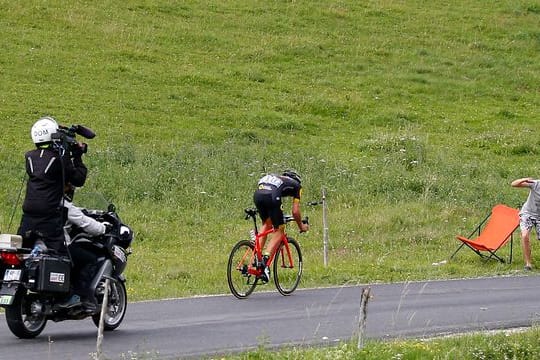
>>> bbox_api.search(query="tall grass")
[0,1,538,300]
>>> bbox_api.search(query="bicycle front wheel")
[273,237,303,296]
[227,240,258,299]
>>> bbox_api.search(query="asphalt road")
[1,275,539,359]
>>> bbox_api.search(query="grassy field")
[0,0,539,305]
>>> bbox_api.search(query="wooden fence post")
[357,287,371,349]
[96,278,110,360]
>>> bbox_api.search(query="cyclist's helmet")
[282,170,302,185]
[31,116,58,145]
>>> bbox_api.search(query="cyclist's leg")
[263,198,284,254]
[258,224,279,283]
[264,225,285,258]
[254,191,273,248]
[258,219,273,249]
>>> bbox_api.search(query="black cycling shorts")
[253,190,284,227]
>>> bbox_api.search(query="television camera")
[51,124,95,155]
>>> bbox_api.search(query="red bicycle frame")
[247,226,296,277]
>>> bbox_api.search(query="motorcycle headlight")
[118,225,133,249]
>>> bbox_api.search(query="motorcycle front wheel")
[92,277,127,330]
[5,288,47,339]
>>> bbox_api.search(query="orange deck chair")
[450,204,520,263]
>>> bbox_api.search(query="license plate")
[113,246,126,263]
[49,272,66,284]
[0,295,13,305]
[3,269,21,281]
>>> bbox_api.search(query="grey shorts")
[519,214,540,239]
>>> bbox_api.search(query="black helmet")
[282,170,302,184]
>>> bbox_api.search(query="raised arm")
[511,177,534,187]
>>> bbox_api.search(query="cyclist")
[253,170,309,282]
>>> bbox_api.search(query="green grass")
[0,0,539,303]
[224,328,540,360]
[107,327,540,359]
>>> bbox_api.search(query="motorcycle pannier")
[27,256,71,293]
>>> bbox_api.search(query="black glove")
[103,221,113,234]
[71,143,87,158]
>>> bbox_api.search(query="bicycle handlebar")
[245,208,308,226]
[283,215,294,223]
[285,215,309,226]
[245,199,320,218]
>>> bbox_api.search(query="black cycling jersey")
[256,174,301,200]
[253,174,302,226]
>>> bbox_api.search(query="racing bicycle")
[227,208,308,299]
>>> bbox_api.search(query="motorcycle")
[0,193,133,338]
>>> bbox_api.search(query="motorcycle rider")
[18,116,88,253]
[61,183,109,312]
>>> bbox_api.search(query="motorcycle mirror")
[108,203,116,213]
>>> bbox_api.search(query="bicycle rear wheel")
[273,237,302,296]
[227,240,258,299]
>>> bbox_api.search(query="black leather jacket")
[22,146,87,216]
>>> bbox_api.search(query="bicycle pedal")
[239,265,248,275]
[258,272,270,284]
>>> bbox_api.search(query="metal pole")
[322,188,329,267]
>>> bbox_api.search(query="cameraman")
[18,116,88,253]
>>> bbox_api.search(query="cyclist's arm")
[292,199,309,232]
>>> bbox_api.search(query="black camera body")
[51,124,95,156]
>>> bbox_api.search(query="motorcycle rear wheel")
[5,288,47,339]
[92,278,127,330]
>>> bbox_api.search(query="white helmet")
[31,116,58,144]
